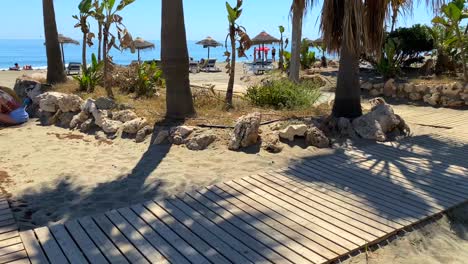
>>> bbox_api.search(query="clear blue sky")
[0,0,436,41]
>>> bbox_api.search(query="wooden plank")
[168,198,268,263]
[34,227,69,264]
[92,214,149,264]
[0,237,22,249]
[64,220,108,264]
[0,213,13,223]
[0,225,17,235]
[0,231,19,243]
[130,204,209,264]
[78,217,128,264]
[117,207,190,264]
[340,149,468,198]
[325,153,465,205]
[198,188,320,263]
[153,200,252,264]
[286,165,424,222]
[4,257,30,264]
[237,178,380,242]
[19,230,49,264]
[0,243,24,256]
[212,184,349,257]
[182,192,293,263]
[0,219,16,229]
[262,171,405,229]
[0,250,29,264]
[254,173,398,233]
[105,210,168,264]
[49,225,88,264]
[274,168,414,226]
[300,159,443,215]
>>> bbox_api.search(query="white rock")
[383,79,396,97]
[38,92,65,112]
[186,131,217,151]
[112,110,138,123]
[408,92,423,101]
[305,126,329,148]
[441,83,462,97]
[414,84,429,93]
[70,111,90,129]
[100,119,123,134]
[261,132,283,153]
[369,89,382,97]
[228,112,262,150]
[278,124,308,141]
[57,94,83,112]
[135,125,153,143]
[423,93,441,106]
[122,118,148,134]
[352,104,401,142]
[403,83,415,93]
[361,82,373,90]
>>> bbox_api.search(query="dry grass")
[54,80,331,127]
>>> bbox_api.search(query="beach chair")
[66,62,81,75]
[189,58,200,73]
[200,59,221,72]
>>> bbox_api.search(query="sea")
[0,39,293,70]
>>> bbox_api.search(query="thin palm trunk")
[162,0,195,119]
[82,33,87,68]
[332,44,362,118]
[102,27,114,98]
[226,33,236,108]
[455,28,468,82]
[279,33,284,70]
[42,0,66,84]
[97,23,103,62]
[289,4,303,83]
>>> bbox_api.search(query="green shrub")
[245,79,322,109]
[300,39,316,69]
[73,53,103,92]
[134,62,165,97]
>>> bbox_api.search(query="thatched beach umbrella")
[251,31,280,62]
[131,37,155,63]
[196,37,223,59]
[57,34,79,66]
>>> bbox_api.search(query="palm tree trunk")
[279,34,284,70]
[162,0,195,119]
[82,33,87,69]
[102,26,114,98]
[332,44,362,118]
[97,23,102,62]
[42,0,66,84]
[289,4,303,83]
[225,32,236,109]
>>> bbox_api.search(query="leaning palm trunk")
[102,28,114,98]
[333,44,362,118]
[161,0,195,119]
[82,33,87,69]
[42,0,66,84]
[289,4,303,83]
[226,34,236,109]
[97,23,103,62]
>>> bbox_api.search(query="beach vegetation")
[432,0,468,81]
[245,79,322,109]
[289,0,313,83]
[225,0,252,110]
[278,25,287,71]
[389,0,414,33]
[42,0,67,84]
[92,0,105,62]
[161,0,196,119]
[73,0,95,69]
[300,38,316,69]
[100,0,135,99]
[73,54,103,92]
[132,62,164,98]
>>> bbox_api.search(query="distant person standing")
[253,48,257,61]
[264,49,269,60]
[272,47,277,62]
[257,49,261,61]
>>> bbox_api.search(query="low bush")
[73,53,103,92]
[245,79,322,109]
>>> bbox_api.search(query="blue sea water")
[0,39,275,70]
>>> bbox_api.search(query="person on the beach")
[257,49,261,60]
[253,48,257,61]
[0,87,29,125]
[272,47,276,62]
[264,49,269,60]
[9,63,20,71]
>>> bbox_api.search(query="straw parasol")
[251,31,280,62]
[131,37,155,63]
[305,37,323,47]
[57,34,79,66]
[196,37,223,59]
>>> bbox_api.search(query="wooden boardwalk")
[4,106,468,264]
[0,198,29,263]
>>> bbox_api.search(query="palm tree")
[42,0,66,84]
[73,0,94,69]
[289,0,312,83]
[92,0,105,62]
[390,0,413,32]
[320,0,443,118]
[161,0,195,119]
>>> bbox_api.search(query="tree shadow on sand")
[9,132,468,263]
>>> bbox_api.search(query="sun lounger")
[66,62,82,75]
[244,60,274,75]
[189,59,200,73]
[200,59,221,72]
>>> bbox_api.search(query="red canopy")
[254,47,270,52]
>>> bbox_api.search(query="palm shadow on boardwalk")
[13,134,468,263]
